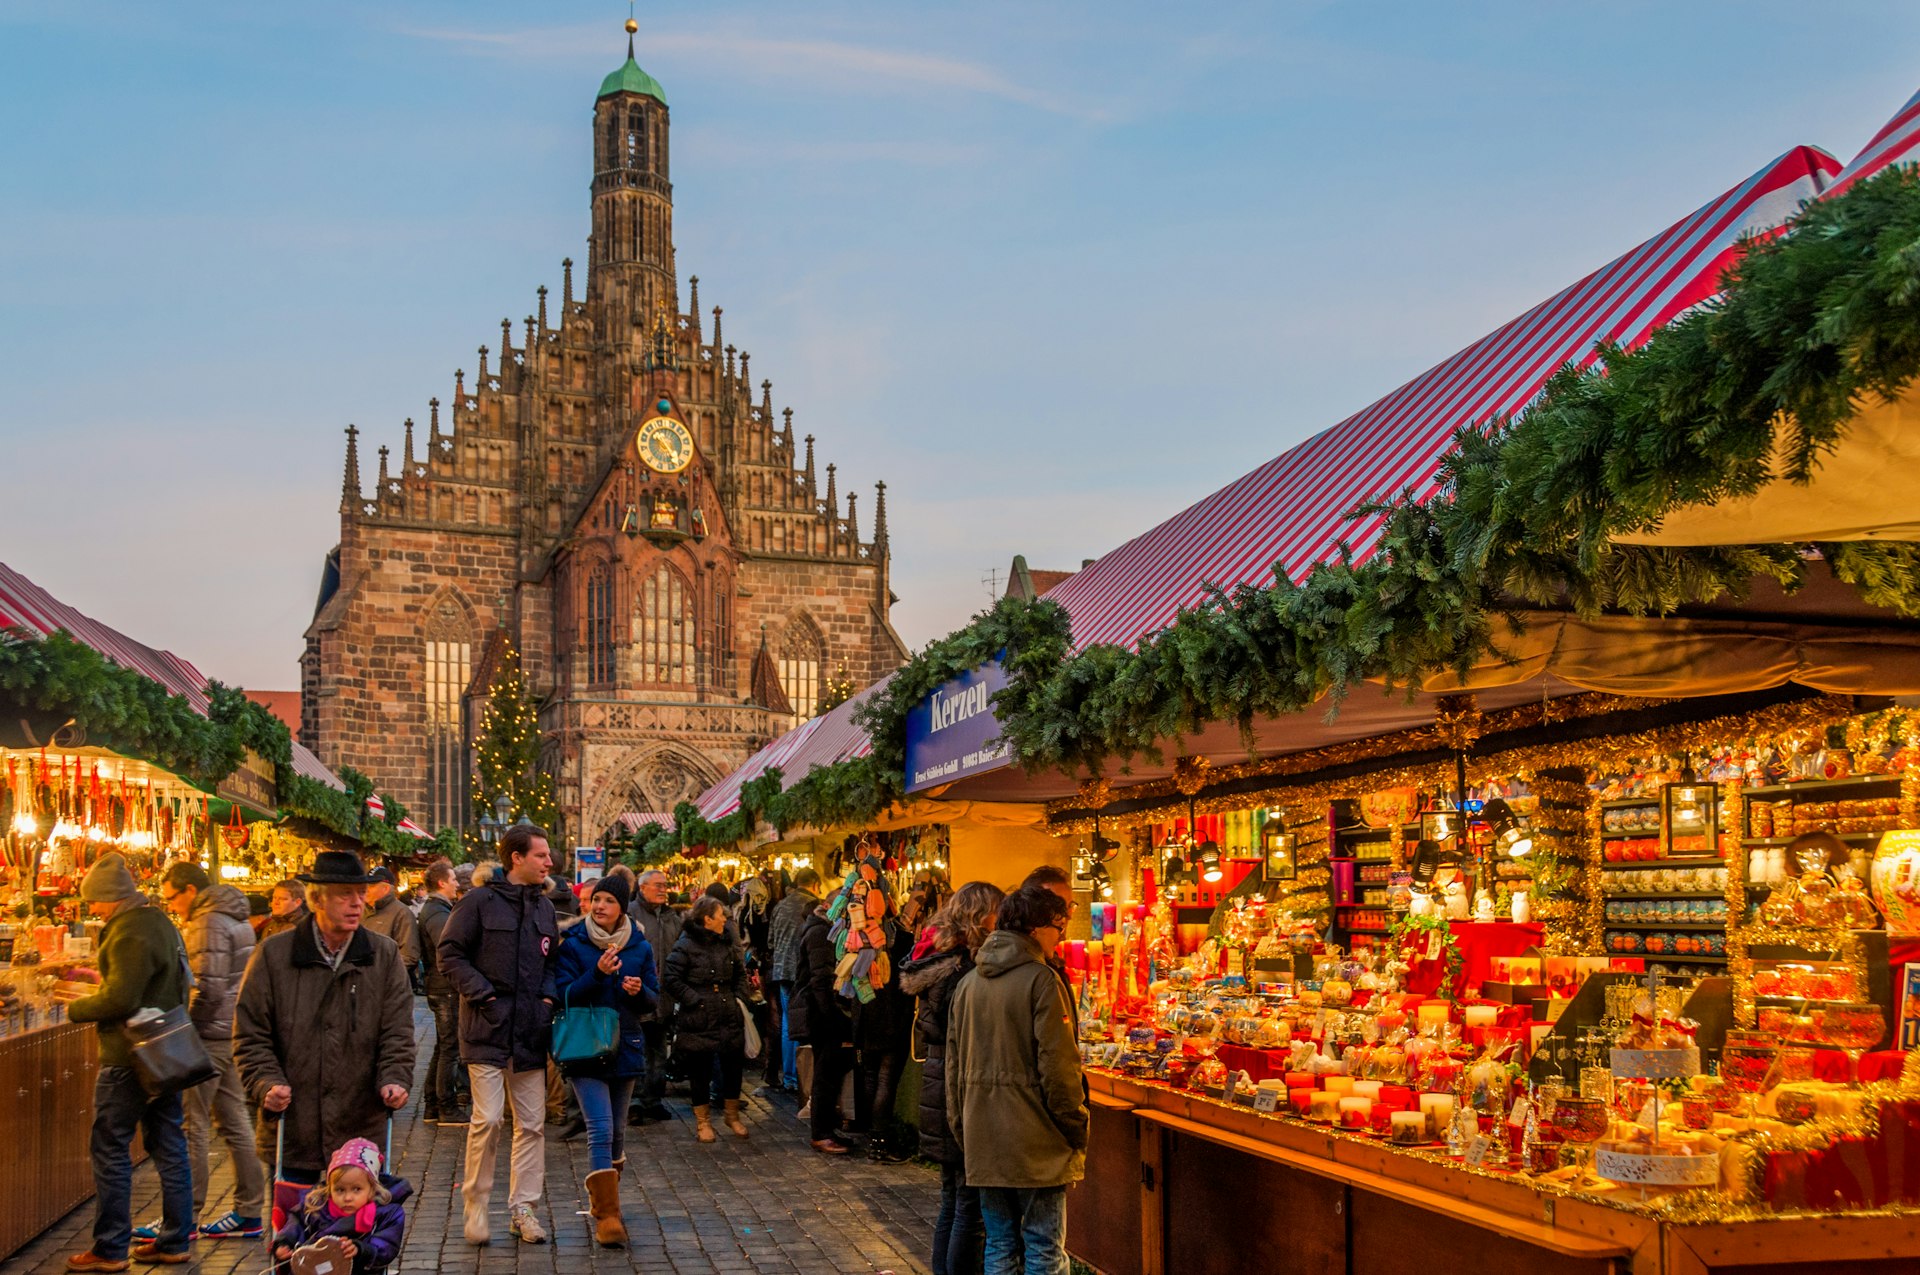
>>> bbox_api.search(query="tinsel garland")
[1045,694,1855,834]
[1725,777,1755,1027]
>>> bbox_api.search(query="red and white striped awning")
[694,675,891,821]
[1044,145,1843,650]
[1826,88,1920,198]
[0,560,346,793]
[615,811,674,833]
[363,793,434,839]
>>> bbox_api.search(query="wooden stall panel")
[1349,1190,1619,1275]
[1068,1102,1145,1275]
[1164,1129,1345,1275]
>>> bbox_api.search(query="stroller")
[266,1114,405,1275]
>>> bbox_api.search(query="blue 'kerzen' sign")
[904,659,1010,793]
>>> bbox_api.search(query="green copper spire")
[599,20,667,103]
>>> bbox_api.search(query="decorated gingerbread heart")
[289,1235,352,1275]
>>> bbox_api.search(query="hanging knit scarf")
[582,913,632,953]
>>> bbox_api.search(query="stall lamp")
[1410,839,1472,888]
[1088,862,1114,900]
[1482,798,1533,858]
[1199,842,1223,883]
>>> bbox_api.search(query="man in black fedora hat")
[233,850,416,1184]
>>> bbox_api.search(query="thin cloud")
[398,22,1112,122]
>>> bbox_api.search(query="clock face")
[635,415,694,474]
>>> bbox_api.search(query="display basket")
[1594,1147,1719,1188]
[1609,1047,1697,1079]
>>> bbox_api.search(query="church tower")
[589,18,675,331]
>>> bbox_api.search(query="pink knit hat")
[328,1137,382,1178]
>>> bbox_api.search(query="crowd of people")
[54,829,1090,1275]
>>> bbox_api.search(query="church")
[300,24,906,847]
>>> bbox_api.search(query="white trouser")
[463,1063,547,1214]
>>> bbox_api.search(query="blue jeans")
[777,984,798,1084]
[92,1064,193,1259]
[935,1160,985,1275]
[570,1074,637,1172]
[980,1185,1067,1275]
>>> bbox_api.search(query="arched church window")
[423,597,472,833]
[626,106,647,168]
[637,562,694,685]
[585,565,616,686]
[778,618,825,725]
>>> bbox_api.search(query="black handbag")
[126,940,216,1097]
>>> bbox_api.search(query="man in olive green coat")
[61,853,196,1271]
[946,883,1087,1275]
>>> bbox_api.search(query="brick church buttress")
[300,35,906,846]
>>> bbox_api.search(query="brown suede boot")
[693,1104,717,1143]
[723,1098,748,1139]
[583,1168,626,1248]
[612,1156,626,1179]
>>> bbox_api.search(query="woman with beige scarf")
[551,874,658,1246]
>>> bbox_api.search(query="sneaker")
[508,1204,547,1244]
[197,1212,261,1240]
[127,1223,195,1245]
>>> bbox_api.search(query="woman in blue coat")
[552,873,656,1247]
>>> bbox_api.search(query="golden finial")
[625,18,638,34]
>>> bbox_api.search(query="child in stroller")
[271,1137,410,1274]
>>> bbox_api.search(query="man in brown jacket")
[946,883,1087,1275]
[233,851,415,1182]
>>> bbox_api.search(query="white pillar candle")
[1417,1002,1451,1029]
[1308,1091,1341,1123]
[1463,1005,1499,1029]
[1390,1110,1428,1144]
[1349,1080,1384,1101]
[1322,1076,1355,1097]
[1419,1093,1456,1139]
[1338,1096,1372,1129]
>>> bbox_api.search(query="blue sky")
[3,1,1918,689]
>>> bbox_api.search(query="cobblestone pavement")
[14,1008,939,1275]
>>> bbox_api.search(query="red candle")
[1288,1089,1313,1115]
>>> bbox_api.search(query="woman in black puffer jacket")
[897,881,1004,1275]
[664,896,750,1144]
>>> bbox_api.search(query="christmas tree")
[472,640,559,839]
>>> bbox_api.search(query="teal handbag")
[549,989,620,1065]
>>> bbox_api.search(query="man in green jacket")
[59,853,196,1272]
[946,883,1087,1275]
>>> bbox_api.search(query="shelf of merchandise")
[1601,857,1728,870]
[1740,775,1902,800]
[1600,891,1725,901]
[1602,922,1727,932]
[1739,832,1885,847]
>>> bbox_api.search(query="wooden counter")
[1069,1071,1920,1275]
[0,1021,106,1261]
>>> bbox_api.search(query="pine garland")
[1,626,426,855]
[628,167,1920,847]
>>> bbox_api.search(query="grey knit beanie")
[79,852,140,904]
